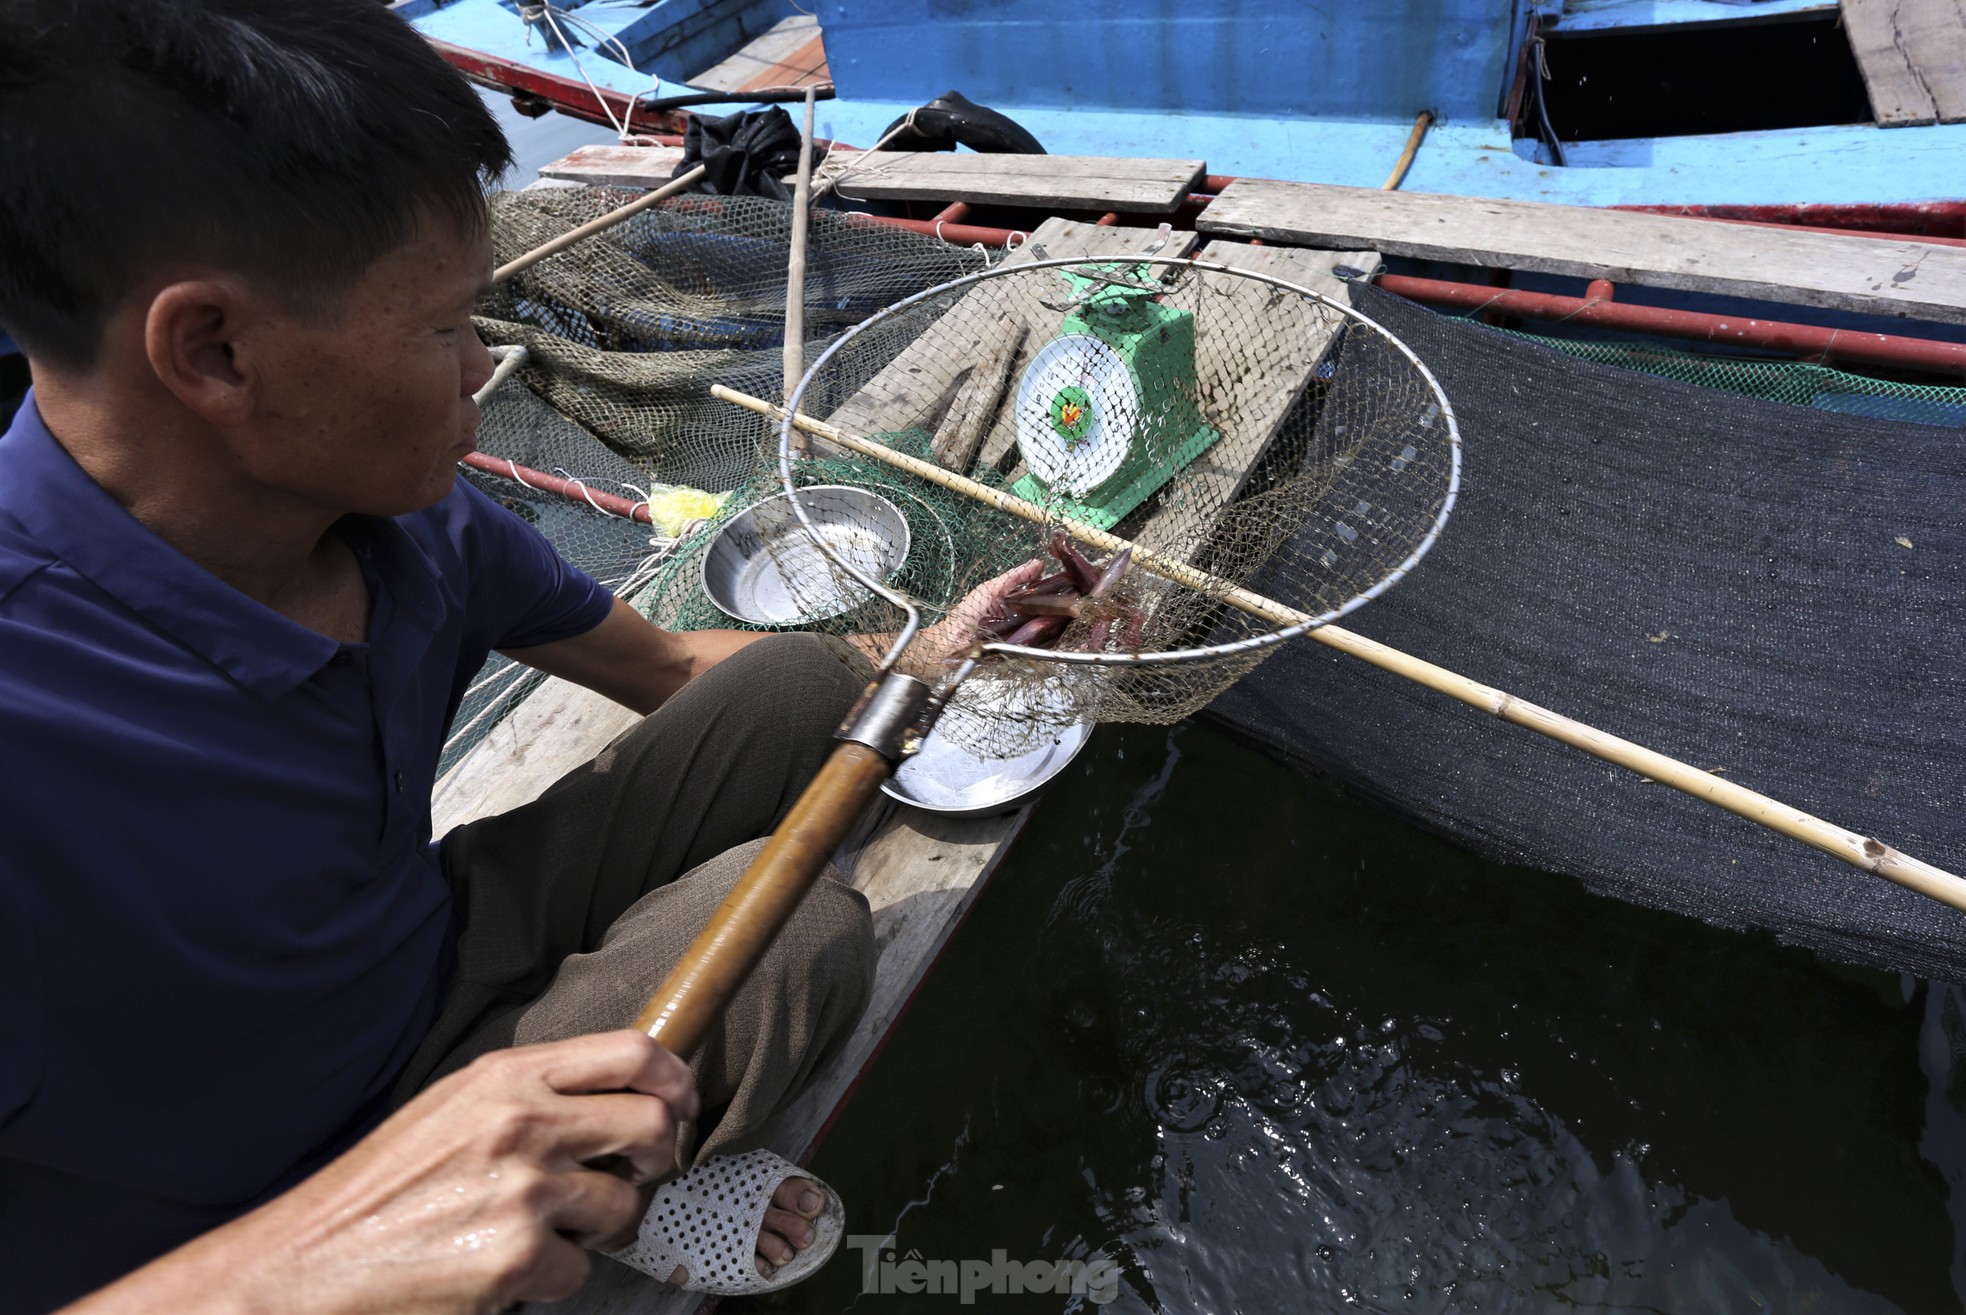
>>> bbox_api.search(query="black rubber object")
[639,86,837,112]
[878,90,1045,155]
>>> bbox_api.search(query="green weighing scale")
[1011,262,1220,529]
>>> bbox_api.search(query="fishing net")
[690,255,1459,761]
[439,188,991,772]
[1211,283,1966,980]
[1514,332,1966,427]
[450,183,1966,974]
[476,186,991,483]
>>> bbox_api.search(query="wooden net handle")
[632,741,893,1054]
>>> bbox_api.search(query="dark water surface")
[740,720,1960,1315]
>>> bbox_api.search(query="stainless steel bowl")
[882,675,1095,817]
[702,486,912,625]
[883,720,1093,817]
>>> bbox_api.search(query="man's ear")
[142,279,258,427]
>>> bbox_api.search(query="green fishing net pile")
[1511,333,1966,427]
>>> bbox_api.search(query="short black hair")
[0,0,513,367]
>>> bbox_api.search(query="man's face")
[233,210,495,519]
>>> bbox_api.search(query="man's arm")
[501,597,764,716]
[61,1032,696,1315]
[504,560,1043,717]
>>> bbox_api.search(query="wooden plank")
[1841,0,1966,126]
[737,33,829,92]
[432,677,638,835]
[764,799,1035,1153]
[826,151,1206,213]
[1148,242,1382,535]
[1198,179,1966,324]
[1552,0,1835,33]
[689,14,824,93]
[536,144,689,191]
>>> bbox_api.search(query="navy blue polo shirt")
[0,397,613,1309]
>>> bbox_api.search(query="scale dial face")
[1014,333,1141,498]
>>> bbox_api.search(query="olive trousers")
[392,632,876,1166]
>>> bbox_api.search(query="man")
[0,2,1015,1309]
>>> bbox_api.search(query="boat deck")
[688,13,830,95]
[401,0,1966,209]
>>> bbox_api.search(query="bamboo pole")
[491,164,708,284]
[710,383,1966,915]
[782,89,819,456]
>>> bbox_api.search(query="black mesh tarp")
[1208,284,1966,978]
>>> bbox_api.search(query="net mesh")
[689,256,1459,759]
[1512,332,1966,426]
[1212,283,1966,980]
[440,189,991,772]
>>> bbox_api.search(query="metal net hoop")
[750,255,1463,756]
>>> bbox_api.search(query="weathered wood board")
[537,144,691,190]
[826,151,1207,213]
[1841,0,1966,125]
[1198,179,1966,324]
[690,13,829,93]
[431,676,638,834]
[1161,242,1383,528]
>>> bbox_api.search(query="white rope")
[617,480,653,525]
[811,109,921,202]
[499,457,541,491]
[519,2,634,140]
[457,653,535,705]
[442,659,543,756]
[550,466,611,516]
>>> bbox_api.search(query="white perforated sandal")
[611,1148,845,1295]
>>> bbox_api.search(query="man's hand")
[64,1031,697,1315]
[906,559,1045,665]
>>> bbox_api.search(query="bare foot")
[666,1176,828,1285]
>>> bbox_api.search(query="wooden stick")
[491,164,707,284]
[782,90,819,456]
[472,345,529,405]
[930,322,1028,473]
[710,383,1966,915]
[632,741,893,1053]
[1382,110,1434,191]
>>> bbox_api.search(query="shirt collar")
[0,393,443,699]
